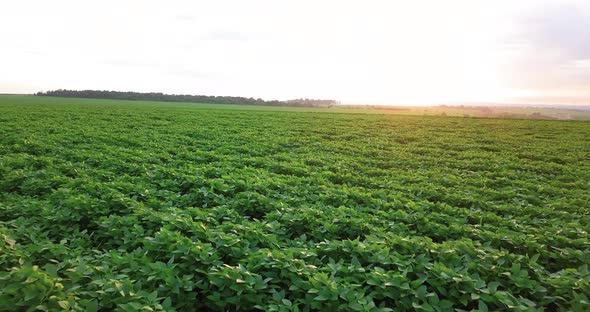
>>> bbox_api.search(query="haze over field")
[1,0,589,106]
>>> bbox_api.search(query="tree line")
[36,89,339,107]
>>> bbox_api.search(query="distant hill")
[448,102,590,111]
[335,104,590,120]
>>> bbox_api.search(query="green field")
[1,95,589,311]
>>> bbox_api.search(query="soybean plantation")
[0,95,589,311]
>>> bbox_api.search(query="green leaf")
[314,294,331,301]
[44,264,58,278]
[349,302,364,311]
[86,300,98,312]
[478,301,488,312]
[58,301,70,310]
[281,299,292,306]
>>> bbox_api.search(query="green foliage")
[0,96,589,311]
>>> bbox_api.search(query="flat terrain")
[1,95,589,311]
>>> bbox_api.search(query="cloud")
[501,2,590,92]
[519,4,590,59]
[164,67,218,79]
[102,59,154,68]
[201,30,250,42]
[175,14,198,22]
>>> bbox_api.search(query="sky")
[1,0,589,105]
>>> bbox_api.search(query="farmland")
[0,95,589,311]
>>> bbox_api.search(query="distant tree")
[35,90,339,108]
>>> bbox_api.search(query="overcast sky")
[1,0,589,105]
